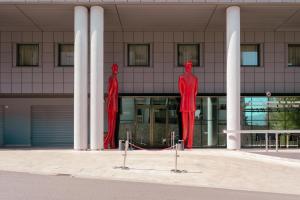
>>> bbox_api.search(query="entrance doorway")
[135,104,168,148]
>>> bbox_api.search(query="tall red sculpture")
[178,61,198,149]
[104,64,119,149]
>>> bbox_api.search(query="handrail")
[223,129,300,152]
[224,130,300,134]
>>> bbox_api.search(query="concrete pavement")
[1,171,300,200]
[0,149,299,196]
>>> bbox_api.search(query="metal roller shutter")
[0,106,4,146]
[31,105,73,147]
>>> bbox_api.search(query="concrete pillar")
[226,6,241,150]
[207,97,213,146]
[90,6,104,150]
[74,6,88,150]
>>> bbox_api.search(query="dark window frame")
[177,44,200,67]
[58,43,74,67]
[288,44,300,67]
[16,43,39,67]
[127,44,150,67]
[241,44,260,67]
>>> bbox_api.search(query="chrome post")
[171,143,186,173]
[171,131,175,149]
[123,140,129,169]
[265,133,268,152]
[175,143,178,171]
[275,133,278,152]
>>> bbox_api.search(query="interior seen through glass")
[118,96,300,148]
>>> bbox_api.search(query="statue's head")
[112,64,118,74]
[184,61,193,72]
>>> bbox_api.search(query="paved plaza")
[0,148,300,197]
[1,171,300,200]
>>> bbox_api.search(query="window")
[17,44,39,66]
[241,44,260,67]
[177,44,200,66]
[128,44,150,66]
[59,44,74,66]
[288,44,300,66]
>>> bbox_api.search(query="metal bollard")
[126,129,129,141]
[275,133,279,152]
[126,129,133,150]
[118,140,125,151]
[171,131,175,149]
[171,143,187,173]
[178,140,184,151]
[122,140,129,170]
[114,140,129,170]
[265,133,268,152]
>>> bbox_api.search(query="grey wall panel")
[31,105,73,147]
[4,103,31,146]
[0,98,73,146]
[0,106,4,146]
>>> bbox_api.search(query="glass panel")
[135,107,151,146]
[178,44,200,66]
[119,98,135,140]
[59,44,74,66]
[17,44,39,66]
[128,44,150,66]
[193,97,202,147]
[135,97,151,105]
[153,107,167,147]
[218,123,227,147]
[241,44,259,66]
[151,97,167,105]
[167,98,180,145]
[288,44,300,66]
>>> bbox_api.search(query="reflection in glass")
[241,44,259,66]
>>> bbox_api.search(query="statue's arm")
[178,77,184,96]
[108,78,115,98]
[195,77,198,96]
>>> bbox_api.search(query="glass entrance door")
[134,105,168,148]
[152,106,167,147]
[135,105,151,146]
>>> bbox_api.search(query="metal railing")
[223,129,300,152]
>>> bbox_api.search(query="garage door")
[31,105,73,147]
[0,106,4,146]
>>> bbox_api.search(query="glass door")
[134,105,168,148]
[135,105,151,146]
[152,106,168,147]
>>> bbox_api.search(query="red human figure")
[178,61,198,149]
[104,64,119,149]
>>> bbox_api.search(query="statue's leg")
[187,112,195,149]
[181,112,188,147]
[110,111,117,149]
[105,111,114,149]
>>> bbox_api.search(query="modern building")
[0,1,300,150]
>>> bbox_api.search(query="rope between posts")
[128,142,176,151]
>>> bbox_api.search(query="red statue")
[104,64,119,149]
[178,61,198,149]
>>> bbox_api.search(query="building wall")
[1,31,300,95]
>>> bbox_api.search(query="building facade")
[0,1,300,150]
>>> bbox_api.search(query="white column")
[90,6,104,150]
[226,6,241,150]
[207,97,213,146]
[74,6,88,150]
